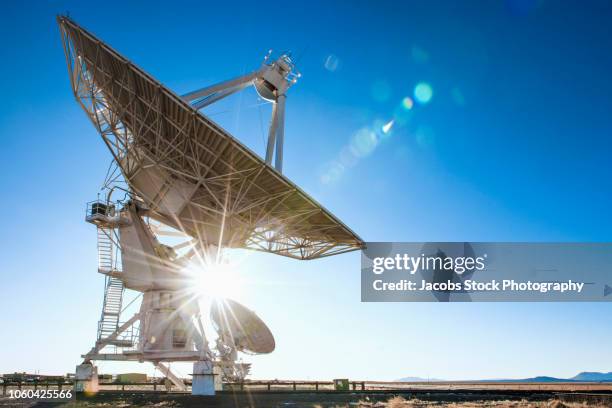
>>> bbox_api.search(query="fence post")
[293,382,296,391]
[315,382,319,391]
[267,382,271,391]
[362,381,365,390]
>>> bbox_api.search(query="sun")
[185,256,242,301]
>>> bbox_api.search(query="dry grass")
[387,396,410,408]
[2,396,606,408]
[346,397,610,408]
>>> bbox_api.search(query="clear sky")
[1,0,612,381]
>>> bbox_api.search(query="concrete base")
[192,361,221,395]
[75,363,99,393]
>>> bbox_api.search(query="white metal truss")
[58,16,364,261]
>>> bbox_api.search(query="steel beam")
[192,81,252,110]
[182,72,258,102]
[154,362,187,391]
[274,94,286,172]
[83,312,141,361]
[265,100,279,165]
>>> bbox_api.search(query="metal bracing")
[191,82,250,110]
[182,72,258,104]
[58,16,364,260]
[83,312,141,362]
[154,362,187,391]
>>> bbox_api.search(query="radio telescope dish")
[211,299,275,354]
[58,15,364,393]
[57,16,364,260]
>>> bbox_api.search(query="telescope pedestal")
[192,361,221,395]
[75,363,99,393]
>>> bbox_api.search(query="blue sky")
[1,0,612,380]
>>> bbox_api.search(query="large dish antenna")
[211,299,275,354]
[58,15,363,260]
[58,15,364,392]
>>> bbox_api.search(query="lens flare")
[414,82,433,104]
[186,257,241,300]
[351,127,378,157]
[324,54,340,72]
[401,97,414,110]
[382,120,394,134]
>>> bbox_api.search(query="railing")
[85,200,116,219]
[224,380,366,391]
[84,200,129,230]
[5,380,612,397]
[0,380,365,395]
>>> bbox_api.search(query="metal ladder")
[97,275,124,340]
[97,227,114,273]
[95,225,125,341]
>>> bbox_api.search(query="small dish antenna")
[211,298,275,354]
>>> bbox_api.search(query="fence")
[1,380,366,395]
[4,380,612,396]
[223,381,366,391]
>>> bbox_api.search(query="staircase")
[97,227,114,274]
[95,225,129,345]
[97,275,124,340]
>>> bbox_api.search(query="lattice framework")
[59,16,364,259]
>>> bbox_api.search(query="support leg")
[154,362,187,392]
[274,94,286,172]
[75,363,99,393]
[192,361,220,395]
[265,101,279,165]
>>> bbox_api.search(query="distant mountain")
[396,376,444,382]
[571,372,612,382]
[513,376,570,383]
[397,372,612,383]
[476,376,569,383]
